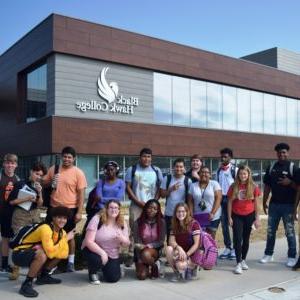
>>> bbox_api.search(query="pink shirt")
[82,215,129,259]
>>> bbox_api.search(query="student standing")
[260,143,298,267]
[160,158,192,241]
[216,148,237,260]
[0,153,20,273]
[43,146,87,272]
[227,165,260,274]
[185,154,202,183]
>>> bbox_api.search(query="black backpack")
[166,174,189,202]
[9,223,43,249]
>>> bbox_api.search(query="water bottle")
[51,155,60,190]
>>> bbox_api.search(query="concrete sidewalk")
[0,238,299,300]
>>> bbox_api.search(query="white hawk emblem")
[97,67,119,103]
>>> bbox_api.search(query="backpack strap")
[230,164,236,179]
[151,165,161,190]
[166,174,172,190]
[289,161,294,177]
[184,176,189,201]
[216,168,221,182]
[130,164,137,189]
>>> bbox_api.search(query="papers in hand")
[17,184,37,211]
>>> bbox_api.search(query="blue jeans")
[264,202,296,258]
[220,196,232,249]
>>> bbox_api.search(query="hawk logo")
[97,67,119,103]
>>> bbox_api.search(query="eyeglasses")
[108,207,120,211]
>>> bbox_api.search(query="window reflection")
[154,73,172,124]
[191,80,207,127]
[263,94,275,134]
[237,89,250,131]
[251,91,263,133]
[207,83,222,129]
[275,96,287,135]
[223,86,237,130]
[172,76,190,126]
[287,98,298,136]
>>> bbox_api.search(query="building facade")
[1,14,300,192]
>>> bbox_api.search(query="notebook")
[17,184,36,211]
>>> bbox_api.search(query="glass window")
[263,94,275,134]
[237,89,250,131]
[287,98,298,136]
[191,80,207,127]
[248,160,262,189]
[207,83,222,129]
[172,76,190,126]
[76,156,98,195]
[275,96,287,135]
[154,73,172,124]
[222,86,237,130]
[250,91,263,133]
[153,157,171,177]
[26,64,47,122]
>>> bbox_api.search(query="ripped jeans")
[264,202,296,258]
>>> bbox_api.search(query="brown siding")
[52,14,300,100]
[52,117,300,160]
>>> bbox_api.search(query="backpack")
[166,174,189,201]
[131,164,161,190]
[9,223,43,249]
[9,223,63,250]
[85,179,106,217]
[190,230,218,270]
[268,161,294,177]
[216,164,236,182]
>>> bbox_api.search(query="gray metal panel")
[277,48,300,76]
[47,55,55,116]
[54,54,154,123]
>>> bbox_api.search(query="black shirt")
[185,169,199,183]
[8,181,38,211]
[263,160,298,204]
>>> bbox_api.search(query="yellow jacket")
[14,224,69,259]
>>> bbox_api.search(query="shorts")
[206,218,221,232]
[0,211,14,238]
[12,207,41,234]
[46,207,77,232]
[12,248,36,267]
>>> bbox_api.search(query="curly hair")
[98,200,124,229]
[171,203,194,234]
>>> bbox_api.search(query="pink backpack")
[191,230,218,269]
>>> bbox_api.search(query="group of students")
[1,143,300,298]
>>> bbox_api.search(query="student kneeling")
[12,206,74,298]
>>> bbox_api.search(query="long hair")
[137,199,163,240]
[98,199,124,229]
[171,203,193,235]
[231,165,255,200]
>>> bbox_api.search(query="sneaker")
[89,274,101,285]
[229,249,236,260]
[241,260,249,270]
[0,265,13,273]
[157,260,165,278]
[19,281,39,298]
[191,267,198,279]
[286,257,296,268]
[9,265,20,280]
[150,264,159,279]
[170,271,180,282]
[36,273,62,285]
[234,263,243,275]
[185,268,192,280]
[219,248,231,259]
[66,262,75,272]
[260,255,274,264]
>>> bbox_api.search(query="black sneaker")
[36,273,62,285]
[19,282,39,298]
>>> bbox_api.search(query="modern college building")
[1,14,300,192]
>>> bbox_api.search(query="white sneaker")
[241,260,249,270]
[89,274,101,285]
[219,248,231,259]
[260,255,274,264]
[286,258,296,268]
[234,263,243,274]
[229,249,236,260]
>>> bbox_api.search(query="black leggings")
[232,212,255,264]
[82,247,121,283]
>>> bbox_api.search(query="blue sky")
[1,0,300,57]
